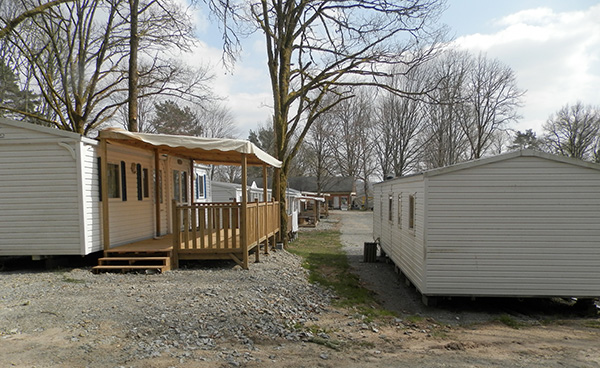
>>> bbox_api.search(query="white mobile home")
[0,118,101,256]
[373,150,600,303]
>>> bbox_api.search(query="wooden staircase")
[92,237,174,273]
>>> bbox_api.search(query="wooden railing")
[172,200,280,269]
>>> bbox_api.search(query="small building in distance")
[373,149,600,305]
[287,176,355,210]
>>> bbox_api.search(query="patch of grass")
[62,276,85,284]
[288,230,394,320]
[496,314,524,329]
[584,320,600,329]
[405,315,424,324]
[309,336,343,350]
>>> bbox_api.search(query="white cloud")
[452,5,600,134]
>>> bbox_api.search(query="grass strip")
[288,229,394,319]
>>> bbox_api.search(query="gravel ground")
[0,250,335,367]
[1,210,599,368]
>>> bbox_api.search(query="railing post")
[241,154,248,269]
[255,199,260,263]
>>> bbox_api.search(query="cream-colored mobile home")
[373,150,600,304]
[1,120,282,271]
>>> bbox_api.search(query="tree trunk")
[276,168,288,247]
[128,0,139,132]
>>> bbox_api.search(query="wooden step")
[92,265,171,273]
[98,256,170,265]
[106,250,171,256]
[92,264,169,274]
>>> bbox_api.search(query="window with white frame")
[195,173,205,200]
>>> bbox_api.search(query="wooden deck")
[94,200,280,272]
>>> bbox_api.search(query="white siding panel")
[425,155,600,297]
[0,142,82,255]
[81,143,102,254]
[374,176,427,293]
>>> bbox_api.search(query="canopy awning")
[99,128,282,168]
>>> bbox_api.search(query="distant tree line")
[248,50,599,186]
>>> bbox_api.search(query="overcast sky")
[183,1,600,139]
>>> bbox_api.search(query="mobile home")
[1,119,282,270]
[373,150,600,304]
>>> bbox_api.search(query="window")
[181,171,188,203]
[142,168,149,198]
[173,170,188,203]
[388,194,393,222]
[135,165,150,201]
[157,169,163,204]
[173,170,181,202]
[136,164,143,200]
[408,194,416,230]
[107,163,120,199]
[397,193,402,228]
[195,173,205,200]
[120,161,127,201]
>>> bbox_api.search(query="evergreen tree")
[509,129,541,150]
[0,59,40,120]
[150,100,201,136]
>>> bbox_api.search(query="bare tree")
[211,0,446,241]
[304,109,336,193]
[374,67,428,179]
[419,50,470,169]
[199,102,238,139]
[461,53,524,159]
[543,102,600,161]
[2,0,211,135]
[0,0,73,39]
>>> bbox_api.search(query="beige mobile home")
[1,119,281,271]
[373,150,600,304]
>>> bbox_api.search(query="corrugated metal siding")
[0,140,82,255]
[426,156,600,297]
[373,176,427,293]
[106,145,155,247]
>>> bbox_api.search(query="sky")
[182,0,600,139]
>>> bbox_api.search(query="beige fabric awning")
[99,128,282,168]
